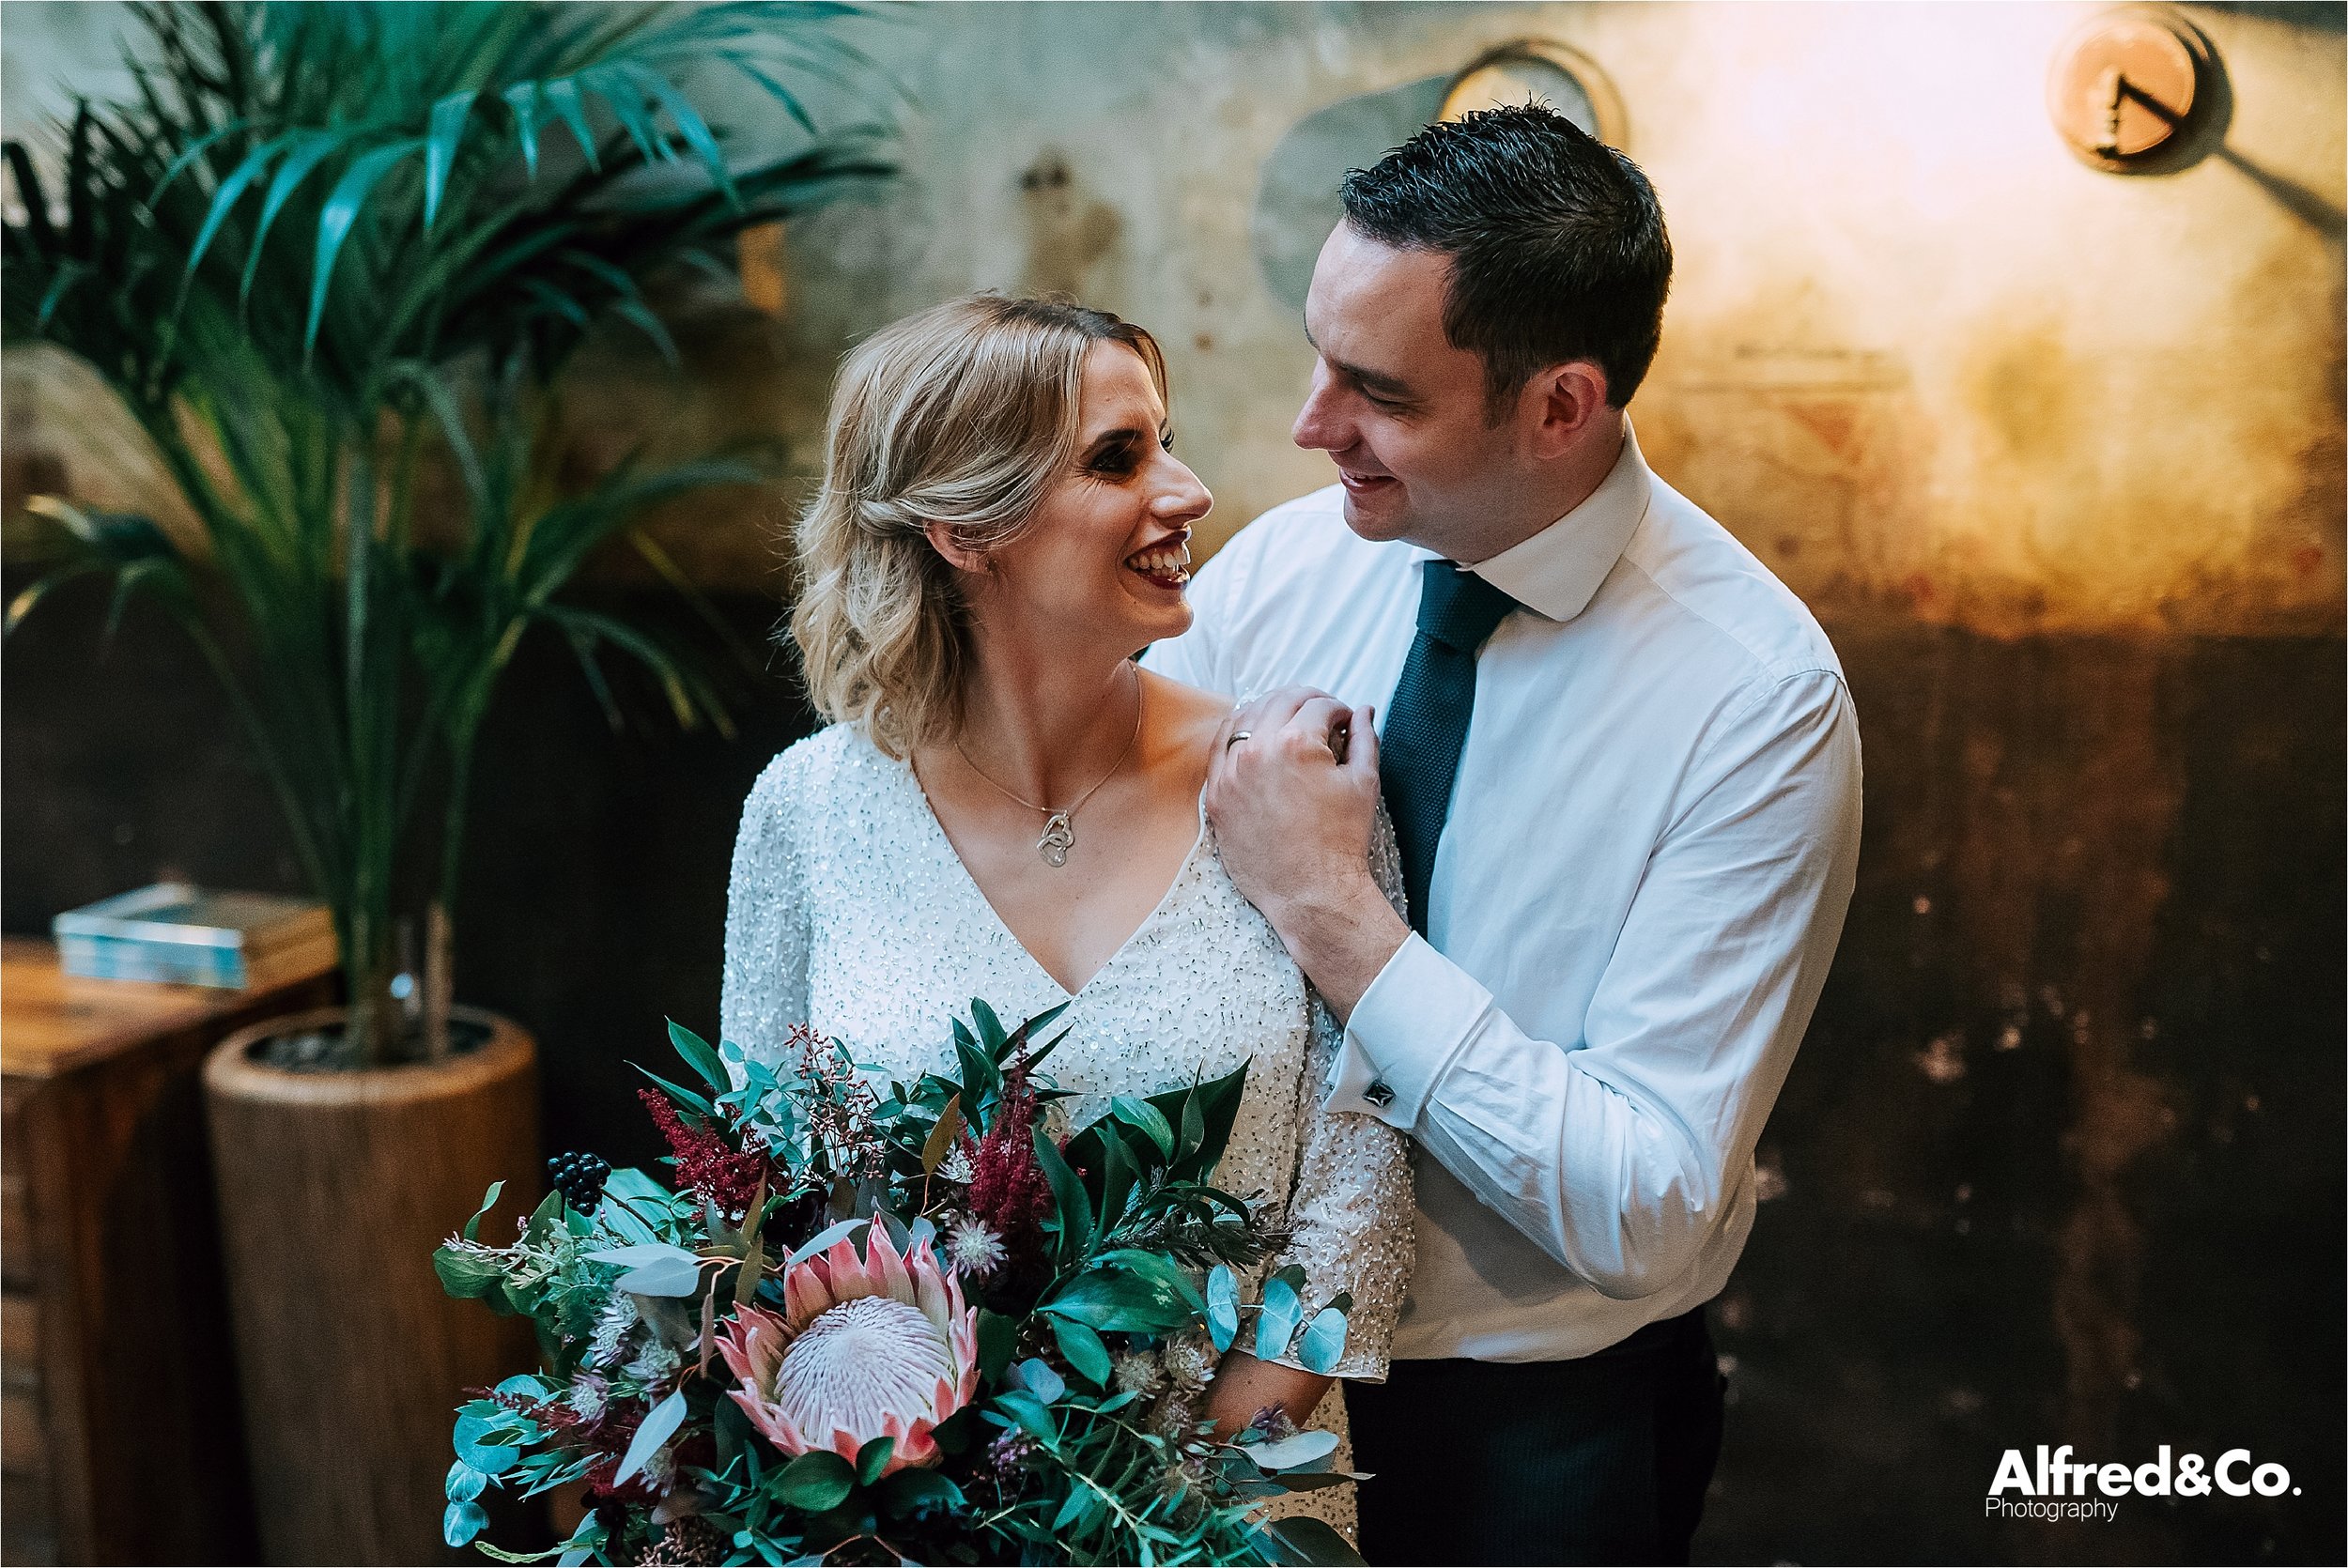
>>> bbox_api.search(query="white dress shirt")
[1145,425,1862,1361]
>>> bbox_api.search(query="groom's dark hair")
[1339,103,1672,417]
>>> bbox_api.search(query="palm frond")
[5,0,891,1063]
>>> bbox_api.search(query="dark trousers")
[1348,1306,1725,1566]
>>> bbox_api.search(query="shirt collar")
[1429,420,1654,624]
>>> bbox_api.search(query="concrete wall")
[737,2,2346,638]
[8,4,2341,635]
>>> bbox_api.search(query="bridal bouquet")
[435,1002,1363,1565]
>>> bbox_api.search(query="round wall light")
[2047,7,2218,171]
[1440,39,1626,147]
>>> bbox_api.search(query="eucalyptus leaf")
[785,1217,869,1265]
[1244,1429,1341,1473]
[584,1242,698,1268]
[585,1241,702,1298]
[455,1434,519,1473]
[1206,1264,1240,1352]
[443,1499,488,1548]
[1254,1275,1303,1363]
[445,1460,488,1503]
[1010,1357,1065,1406]
[615,1388,687,1484]
[1297,1306,1350,1376]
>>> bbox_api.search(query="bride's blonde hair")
[790,293,1168,759]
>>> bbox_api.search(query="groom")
[1146,106,1861,1564]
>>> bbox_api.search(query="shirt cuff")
[1321,933,1491,1127]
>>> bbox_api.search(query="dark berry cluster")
[547,1150,610,1211]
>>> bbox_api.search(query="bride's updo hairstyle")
[791,293,1168,759]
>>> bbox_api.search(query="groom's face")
[1292,223,1522,555]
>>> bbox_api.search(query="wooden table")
[2,937,335,1565]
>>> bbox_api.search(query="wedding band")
[1227,730,1252,749]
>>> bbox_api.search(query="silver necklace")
[954,668,1144,868]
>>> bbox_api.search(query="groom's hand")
[1207,688,1409,1022]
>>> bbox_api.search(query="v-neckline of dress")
[888,746,1210,1002]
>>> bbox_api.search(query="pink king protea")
[716,1226,979,1476]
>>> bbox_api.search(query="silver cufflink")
[1364,1080,1395,1109]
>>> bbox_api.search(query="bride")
[718,293,1413,1541]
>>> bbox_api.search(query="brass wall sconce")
[2047,7,2220,172]
[1441,39,1627,148]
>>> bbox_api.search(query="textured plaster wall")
[6,3,2341,638]
[739,0,2345,638]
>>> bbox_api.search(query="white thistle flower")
[626,1337,683,1384]
[567,1373,610,1422]
[945,1214,1006,1279]
[1112,1350,1165,1396]
[641,1442,677,1491]
[937,1145,976,1184]
[587,1294,640,1368]
[1162,1337,1217,1391]
[1149,1393,1197,1441]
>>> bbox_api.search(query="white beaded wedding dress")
[718,721,1415,1542]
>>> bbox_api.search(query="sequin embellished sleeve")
[719,747,813,1066]
[1267,808,1414,1381]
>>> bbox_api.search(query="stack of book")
[52,884,337,990]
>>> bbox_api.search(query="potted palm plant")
[2,3,890,1558]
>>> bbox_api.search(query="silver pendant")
[1037,811,1074,868]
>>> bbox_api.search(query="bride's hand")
[1199,1349,1335,1438]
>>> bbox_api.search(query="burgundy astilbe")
[639,1090,768,1220]
[963,1068,1053,1260]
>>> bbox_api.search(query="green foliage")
[2,2,894,1062]
[439,1007,1369,1565]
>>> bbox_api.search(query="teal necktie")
[1379,561,1520,935]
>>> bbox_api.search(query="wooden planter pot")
[204,1007,540,1565]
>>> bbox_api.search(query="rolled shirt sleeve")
[1327,669,1861,1299]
